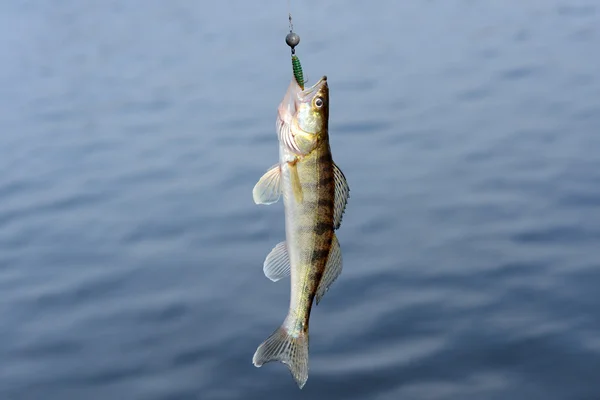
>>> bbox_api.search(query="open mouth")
[306,75,327,90]
[298,75,327,100]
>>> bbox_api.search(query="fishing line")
[288,3,294,34]
[285,0,304,88]
[288,0,293,33]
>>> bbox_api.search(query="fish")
[251,75,350,389]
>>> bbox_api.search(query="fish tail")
[252,324,309,389]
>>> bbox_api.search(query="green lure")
[291,55,304,89]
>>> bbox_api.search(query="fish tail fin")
[252,324,309,389]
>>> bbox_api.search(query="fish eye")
[314,97,324,108]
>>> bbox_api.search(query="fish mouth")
[297,75,328,103]
[303,75,327,93]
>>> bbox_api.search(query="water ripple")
[498,65,541,81]
[2,0,600,399]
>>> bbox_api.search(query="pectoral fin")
[263,241,290,282]
[253,164,282,205]
[289,162,303,203]
[333,162,350,229]
[315,234,342,305]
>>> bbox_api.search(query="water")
[1,1,599,399]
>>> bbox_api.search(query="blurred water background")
[1,0,600,399]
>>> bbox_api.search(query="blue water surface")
[1,1,599,399]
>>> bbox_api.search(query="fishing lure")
[286,31,304,89]
[291,55,304,89]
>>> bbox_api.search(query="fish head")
[292,76,329,154]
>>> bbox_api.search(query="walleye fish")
[251,75,350,388]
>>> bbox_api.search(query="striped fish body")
[252,76,349,389]
[281,139,335,331]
